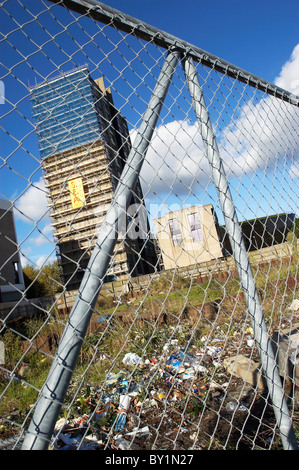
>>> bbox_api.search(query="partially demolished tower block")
[31,67,157,291]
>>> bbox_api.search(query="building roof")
[0,198,13,211]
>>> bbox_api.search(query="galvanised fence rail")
[0,0,298,451]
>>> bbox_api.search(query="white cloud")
[219,45,299,177]
[274,43,299,96]
[35,255,56,268]
[19,246,32,268]
[135,43,299,198]
[134,120,209,197]
[220,95,299,179]
[29,224,54,247]
[289,162,299,179]
[15,176,49,223]
[14,178,54,269]
[220,45,299,181]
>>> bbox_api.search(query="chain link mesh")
[0,0,298,451]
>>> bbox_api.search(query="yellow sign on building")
[68,177,86,208]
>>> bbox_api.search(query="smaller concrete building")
[154,204,223,271]
[0,199,25,302]
[219,212,296,255]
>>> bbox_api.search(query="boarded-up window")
[169,218,182,246]
[188,213,203,243]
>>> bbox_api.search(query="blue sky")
[103,0,299,83]
[0,0,298,269]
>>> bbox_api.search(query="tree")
[23,260,63,298]
[292,218,299,238]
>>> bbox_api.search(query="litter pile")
[52,334,260,450]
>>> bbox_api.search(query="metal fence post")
[183,54,298,450]
[21,48,179,450]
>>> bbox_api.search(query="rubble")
[223,354,265,390]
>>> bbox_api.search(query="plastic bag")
[122,353,143,365]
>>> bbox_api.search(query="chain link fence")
[1,0,299,451]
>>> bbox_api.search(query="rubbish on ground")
[114,395,131,431]
[223,354,264,390]
[124,426,151,438]
[54,418,68,433]
[97,314,112,322]
[122,352,143,365]
[105,371,125,385]
[226,401,248,413]
[49,332,277,450]
[113,437,139,450]
[59,432,81,446]
[18,363,29,377]
[288,299,299,311]
[182,367,196,380]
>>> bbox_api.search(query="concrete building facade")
[154,204,297,273]
[0,199,25,302]
[31,67,157,290]
[154,204,223,271]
